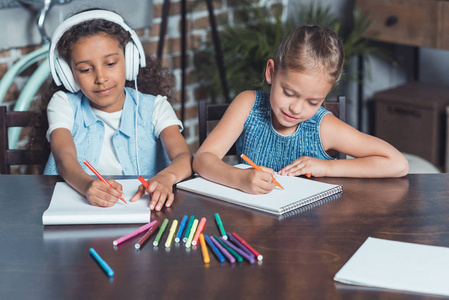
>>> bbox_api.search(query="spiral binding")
[279,186,343,215]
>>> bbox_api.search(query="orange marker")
[306,174,312,178]
[240,154,284,190]
[192,217,207,246]
[138,176,149,188]
[84,160,126,204]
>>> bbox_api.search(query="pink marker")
[192,217,207,246]
[113,220,157,246]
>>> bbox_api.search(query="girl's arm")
[193,90,277,194]
[50,128,124,206]
[130,125,193,211]
[280,114,409,178]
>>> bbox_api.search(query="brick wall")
[0,0,287,157]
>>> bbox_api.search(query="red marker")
[83,160,127,204]
[138,176,149,188]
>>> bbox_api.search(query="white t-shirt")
[46,90,183,175]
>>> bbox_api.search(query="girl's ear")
[265,59,275,84]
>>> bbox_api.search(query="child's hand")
[84,179,123,207]
[238,167,277,194]
[130,175,175,211]
[279,156,326,177]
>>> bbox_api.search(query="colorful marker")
[199,234,210,264]
[227,232,255,258]
[175,215,188,243]
[210,235,235,263]
[89,248,114,277]
[185,219,199,248]
[153,218,169,247]
[204,234,225,263]
[113,220,157,246]
[165,220,178,248]
[231,232,263,261]
[183,215,195,243]
[214,235,243,263]
[138,176,149,188]
[192,217,207,246]
[215,213,227,240]
[84,160,127,204]
[220,237,255,264]
[240,154,284,189]
[135,221,160,249]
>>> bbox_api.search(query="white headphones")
[49,10,147,93]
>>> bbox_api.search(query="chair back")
[0,106,48,174]
[197,95,346,158]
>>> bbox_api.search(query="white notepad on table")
[334,237,449,297]
[42,179,150,225]
[176,165,342,215]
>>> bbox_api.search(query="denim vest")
[44,87,170,176]
[236,90,333,172]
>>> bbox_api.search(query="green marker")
[183,215,195,243]
[214,235,243,262]
[153,218,169,246]
[215,213,227,240]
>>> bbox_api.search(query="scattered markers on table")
[102,214,263,267]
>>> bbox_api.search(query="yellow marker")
[165,220,178,248]
[199,234,210,264]
[185,219,199,248]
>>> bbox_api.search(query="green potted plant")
[194,0,382,103]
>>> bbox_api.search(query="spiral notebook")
[176,165,342,215]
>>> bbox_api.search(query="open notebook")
[177,165,342,215]
[42,179,150,225]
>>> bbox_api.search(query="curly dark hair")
[28,16,177,173]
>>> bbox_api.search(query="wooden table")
[1,174,449,299]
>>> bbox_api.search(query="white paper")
[176,165,342,215]
[42,179,150,225]
[334,237,449,297]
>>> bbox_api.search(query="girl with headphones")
[39,9,192,211]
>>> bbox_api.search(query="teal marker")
[215,213,227,240]
[183,215,195,243]
[153,218,169,247]
[89,248,114,277]
[214,235,243,263]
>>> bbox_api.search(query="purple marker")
[227,232,255,259]
[220,237,255,264]
[210,235,235,263]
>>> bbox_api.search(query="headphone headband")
[49,10,146,92]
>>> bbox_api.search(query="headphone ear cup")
[54,56,80,93]
[125,42,140,81]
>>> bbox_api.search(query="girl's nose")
[289,100,303,115]
[95,69,108,84]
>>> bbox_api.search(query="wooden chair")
[198,95,346,158]
[0,106,49,174]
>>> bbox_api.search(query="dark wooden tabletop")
[1,174,449,300]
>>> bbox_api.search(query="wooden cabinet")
[356,0,449,50]
[375,83,449,169]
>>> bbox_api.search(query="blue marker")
[183,215,195,243]
[204,234,225,263]
[89,248,114,277]
[175,215,188,243]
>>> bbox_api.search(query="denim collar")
[80,87,137,138]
